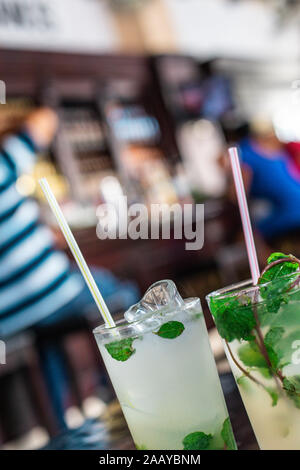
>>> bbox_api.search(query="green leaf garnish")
[105,338,136,362]
[257,367,272,379]
[238,341,268,368]
[182,431,213,450]
[283,376,300,396]
[155,321,185,339]
[281,376,300,408]
[236,371,278,406]
[221,418,237,450]
[209,295,256,342]
[135,443,147,450]
[267,252,292,264]
[273,329,300,367]
[210,252,300,412]
[265,387,279,407]
[264,327,284,369]
[264,326,284,347]
[236,375,249,389]
[258,253,299,313]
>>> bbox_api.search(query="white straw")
[39,178,115,328]
[228,147,260,285]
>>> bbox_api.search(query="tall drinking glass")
[207,275,300,450]
[93,280,236,450]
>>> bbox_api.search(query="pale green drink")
[94,280,236,450]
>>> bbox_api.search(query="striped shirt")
[0,132,83,337]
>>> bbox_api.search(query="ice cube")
[124,280,184,323]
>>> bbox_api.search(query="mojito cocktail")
[94,280,236,450]
[207,252,300,450]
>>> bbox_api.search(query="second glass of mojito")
[94,280,236,450]
[207,253,300,450]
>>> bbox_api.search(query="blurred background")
[1,0,300,451]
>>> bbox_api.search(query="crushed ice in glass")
[124,280,184,324]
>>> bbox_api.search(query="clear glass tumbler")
[207,274,300,449]
[93,280,236,450]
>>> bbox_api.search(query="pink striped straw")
[228,147,260,285]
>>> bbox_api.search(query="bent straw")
[39,178,115,328]
[228,147,260,285]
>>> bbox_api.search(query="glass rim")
[93,316,151,337]
[206,271,300,303]
[93,297,201,341]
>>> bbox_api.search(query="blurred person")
[237,118,300,239]
[285,141,300,174]
[0,108,139,428]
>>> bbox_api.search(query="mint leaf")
[258,253,299,313]
[257,367,272,379]
[236,375,249,389]
[283,377,300,408]
[105,338,136,362]
[264,326,284,346]
[221,418,237,450]
[238,328,284,373]
[238,341,267,368]
[182,431,213,450]
[135,443,147,450]
[274,329,300,367]
[266,387,279,407]
[283,376,300,396]
[267,252,292,264]
[209,295,255,342]
[237,373,278,407]
[155,321,184,339]
[264,327,284,369]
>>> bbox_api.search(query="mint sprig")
[221,418,237,450]
[283,376,300,396]
[182,419,237,451]
[264,327,284,369]
[209,252,299,342]
[238,341,268,368]
[283,376,300,408]
[258,253,299,313]
[210,252,300,411]
[209,295,255,342]
[261,253,299,280]
[236,375,250,389]
[155,321,185,339]
[105,337,136,362]
[182,431,213,450]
